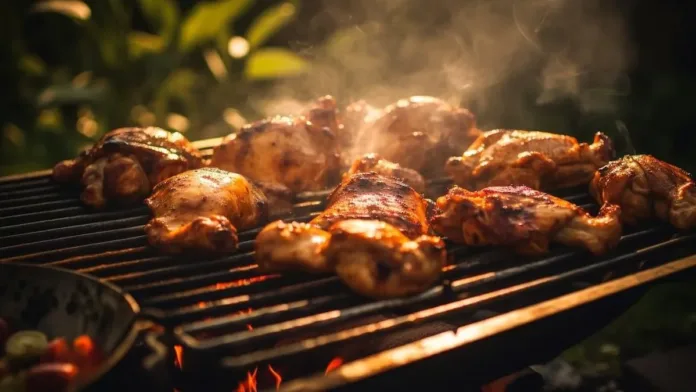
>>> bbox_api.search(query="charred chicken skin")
[349,96,480,176]
[446,130,614,191]
[53,127,203,208]
[432,186,622,255]
[346,153,426,193]
[255,172,446,298]
[145,168,268,253]
[210,114,342,199]
[590,155,696,228]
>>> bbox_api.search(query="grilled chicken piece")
[346,153,426,193]
[590,155,696,228]
[446,130,614,191]
[144,168,268,253]
[53,127,203,208]
[256,172,446,298]
[210,115,342,200]
[432,186,622,255]
[349,96,480,176]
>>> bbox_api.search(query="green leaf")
[179,0,254,52]
[31,1,91,20]
[244,48,308,80]
[245,2,296,49]
[128,32,166,59]
[137,0,180,44]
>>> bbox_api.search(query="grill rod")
[274,252,696,392]
[176,228,685,361]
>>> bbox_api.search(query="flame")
[268,365,282,390]
[325,357,344,374]
[173,345,183,369]
[233,308,282,391]
[237,367,259,392]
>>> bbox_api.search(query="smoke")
[253,0,634,130]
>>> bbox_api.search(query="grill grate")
[1,140,695,391]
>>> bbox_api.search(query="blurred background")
[1,0,695,385]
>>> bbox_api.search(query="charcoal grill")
[1,138,695,392]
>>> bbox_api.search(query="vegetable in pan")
[0,317,103,392]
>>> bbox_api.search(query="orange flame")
[233,308,282,391]
[237,367,259,392]
[325,357,344,374]
[268,365,282,390]
[173,345,183,369]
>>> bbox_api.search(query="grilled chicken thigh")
[210,115,342,199]
[432,186,622,255]
[145,168,268,253]
[446,130,614,191]
[255,172,446,298]
[346,153,426,193]
[53,127,203,208]
[349,96,480,176]
[590,155,696,228]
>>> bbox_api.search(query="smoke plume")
[254,0,634,132]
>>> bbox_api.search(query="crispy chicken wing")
[53,127,203,208]
[144,168,268,253]
[210,115,342,199]
[590,155,696,228]
[255,172,446,298]
[349,96,480,176]
[432,186,622,255]
[346,153,426,193]
[446,130,614,190]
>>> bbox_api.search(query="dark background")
[1,0,695,384]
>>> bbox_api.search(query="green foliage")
[245,48,309,80]
[245,2,297,49]
[179,0,252,52]
[1,0,306,175]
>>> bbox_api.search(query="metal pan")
[0,262,168,392]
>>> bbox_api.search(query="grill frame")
[1,139,696,391]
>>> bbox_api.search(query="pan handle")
[131,309,174,390]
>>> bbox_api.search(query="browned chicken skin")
[144,168,268,253]
[255,172,446,298]
[210,114,342,199]
[432,186,622,255]
[446,130,614,191]
[590,155,696,228]
[346,153,426,193]
[53,127,203,208]
[348,96,480,176]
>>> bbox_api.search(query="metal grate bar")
[0,216,150,247]
[0,208,148,237]
[47,247,153,269]
[174,227,668,350]
[0,175,52,190]
[0,236,147,264]
[274,253,696,392]
[0,192,73,208]
[218,232,696,371]
[0,199,83,217]
[0,227,146,258]
[0,185,62,198]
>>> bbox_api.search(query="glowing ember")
[173,345,183,369]
[325,357,344,374]
[213,275,273,290]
